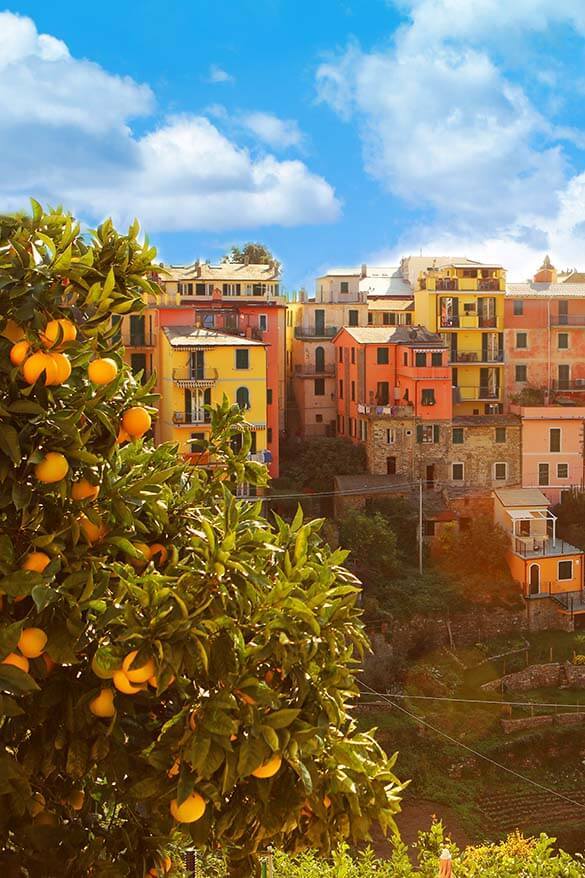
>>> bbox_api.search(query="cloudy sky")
[3,0,585,288]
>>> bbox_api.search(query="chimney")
[361,263,367,279]
[533,255,557,284]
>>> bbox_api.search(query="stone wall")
[482,661,585,693]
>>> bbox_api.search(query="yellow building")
[158,326,268,464]
[414,259,506,415]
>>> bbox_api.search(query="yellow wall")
[158,333,267,457]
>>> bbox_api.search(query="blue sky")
[3,1,585,290]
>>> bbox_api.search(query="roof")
[506,282,585,298]
[333,474,405,492]
[162,262,279,282]
[367,298,414,311]
[361,267,413,297]
[494,488,550,508]
[453,415,521,426]
[162,326,265,348]
[338,325,445,346]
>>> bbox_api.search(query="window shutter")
[416,425,423,443]
[433,425,440,443]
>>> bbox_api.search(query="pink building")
[511,405,585,505]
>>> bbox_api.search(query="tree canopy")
[0,205,401,878]
[222,243,280,273]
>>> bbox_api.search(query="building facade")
[414,259,506,416]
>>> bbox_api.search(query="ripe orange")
[113,669,145,695]
[170,792,206,824]
[88,357,118,385]
[122,406,151,439]
[78,515,107,544]
[116,428,130,444]
[71,479,100,501]
[167,757,181,779]
[68,790,85,811]
[21,551,50,572]
[35,452,69,484]
[9,340,29,366]
[2,653,30,673]
[18,627,48,659]
[23,351,58,386]
[89,688,115,718]
[149,543,168,566]
[122,650,155,683]
[251,753,282,779]
[43,654,57,674]
[41,318,77,349]
[2,319,25,342]
[323,794,332,809]
[236,690,257,706]
[47,352,72,384]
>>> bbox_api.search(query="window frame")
[451,462,465,481]
[377,347,389,365]
[557,463,569,479]
[557,332,569,351]
[549,428,561,453]
[513,300,524,316]
[495,427,507,443]
[235,348,250,370]
[421,388,436,406]
[516,331,528,349]
[493,462,508,481]
[452,427,464,445]
[558,560,573,581]
[515,364,527,382]
[314,378,325,396]
[538,462,550,486]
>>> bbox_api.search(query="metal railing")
[450,349,504,363]
[294,326,338,339]
[357,402,415,417]
[551,379,585,391]
[294,363,335,376]
[172,368,218,384]
[172,411,211,425]
[525,585,585,612]
[514,537,579,557]
[454,386,501,401]
[550,314,585,326]
[122,332,156,347]
[478,279,500,291]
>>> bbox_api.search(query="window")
[315,346,325,372]
[340,281,349,293]
[415,352,427,367]
[190,431,205,444]
[377,347,389,364]
[348,310,359,327]
[131,352,148,383]
[368,312,373,325]
[516,332,527,349]
[386,429,395,444]
[351,348,355,364]
[235,349,249,370]
[196,282,207,296]
[417,424,440,444]
[351,380,355,402]
[339,347,343,363]
[558,364,570,390]
[513,300,524,316]
[463,302,475,314]
[452,427,464,444]
[223,283,241,296]
[339,379,344,399]
[349,417,354,437]
[421,388,436,406]
[236,387,250,410]
[515,365,527,382]
[316,414,323,423]
[538,463,549,486]
[267,428,272,444]
[386,456,396,475]
[259,314,268,331]
[267,388,272,405]
[376,381,390,405]
[452,462,464,481]
[495,427,506,443]
[383,312,395,325]
[494,462,507,481]
[431,352,443,367]
[558,560,573,581]
[550,428,561,452]
[337,414,344,434]
[314,378,325,396]
[557,463,569,479]
[558,333,569,350]
[423,520,436,537]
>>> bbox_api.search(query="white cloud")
[0,12,339,231]
[239,112,304,149]
[206,64,234,84]
[316,0,585,254]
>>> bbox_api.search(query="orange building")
[123,261,285,477]
[505,257,585,406]
[494,488,584,614]
[332,325,452,441]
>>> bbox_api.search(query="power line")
[360,682,585,811]
[243,478,459,503]
[359,690,585,710]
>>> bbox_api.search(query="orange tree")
[0,205,402,878]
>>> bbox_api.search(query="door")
[189,351,204,379]
[314,309,325,335]
[479,368,498,399]
[558,300,568,325]
[426,464,435,488]
[315,346,325,373]
[129,315,146,345]
[131,353,147,383]
[386,456,396,475]
[538,463,549,486]
[529,564,540,596]
[478,297,496,327]
[558,364,570,390]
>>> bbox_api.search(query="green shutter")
[433,425,440,443]
[416,425,423,443]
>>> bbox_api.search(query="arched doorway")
[529,564,540,596]
[315,346,325,373]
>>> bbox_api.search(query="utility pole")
[418,476,424,575]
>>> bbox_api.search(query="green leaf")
[103,267,116,296]
[263,709,300,729]
[0,423,21,464]
[237,738,267,777]
[0,664,40,693]
[0,620,23,658]
[260,725,280,751]
[129,774,167,800]
[0,693,24,716]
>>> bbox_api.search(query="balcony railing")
[550,314,585,326]
[514,537,581,558]
[477,279,500,291]
[454,385,501,401]
[436,280,458,291]
[123,332,156,347]
[551,379,585,392]
[450,349,504,363]
[478,316,498,328]
[172,368,218,387]
[357,403,415,418]
[173,411,211,425]
[294,364,335,376]
[294,326,338,339]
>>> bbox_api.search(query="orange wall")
[507,550,584,595]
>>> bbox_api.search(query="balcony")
[294,364,336,377]
[173,411,211,426]
[454,385,501,402]
[439,315,502,330]
[514,536,581,559]
[123,332,156,347]
[294,326,338,339]
[550,314,585,326]
[172,368,218,388]
[357,402,415,418]
[551,379,585,392]
[450,349,504,364]
[477,279,500,291]
[435,279,459,291]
